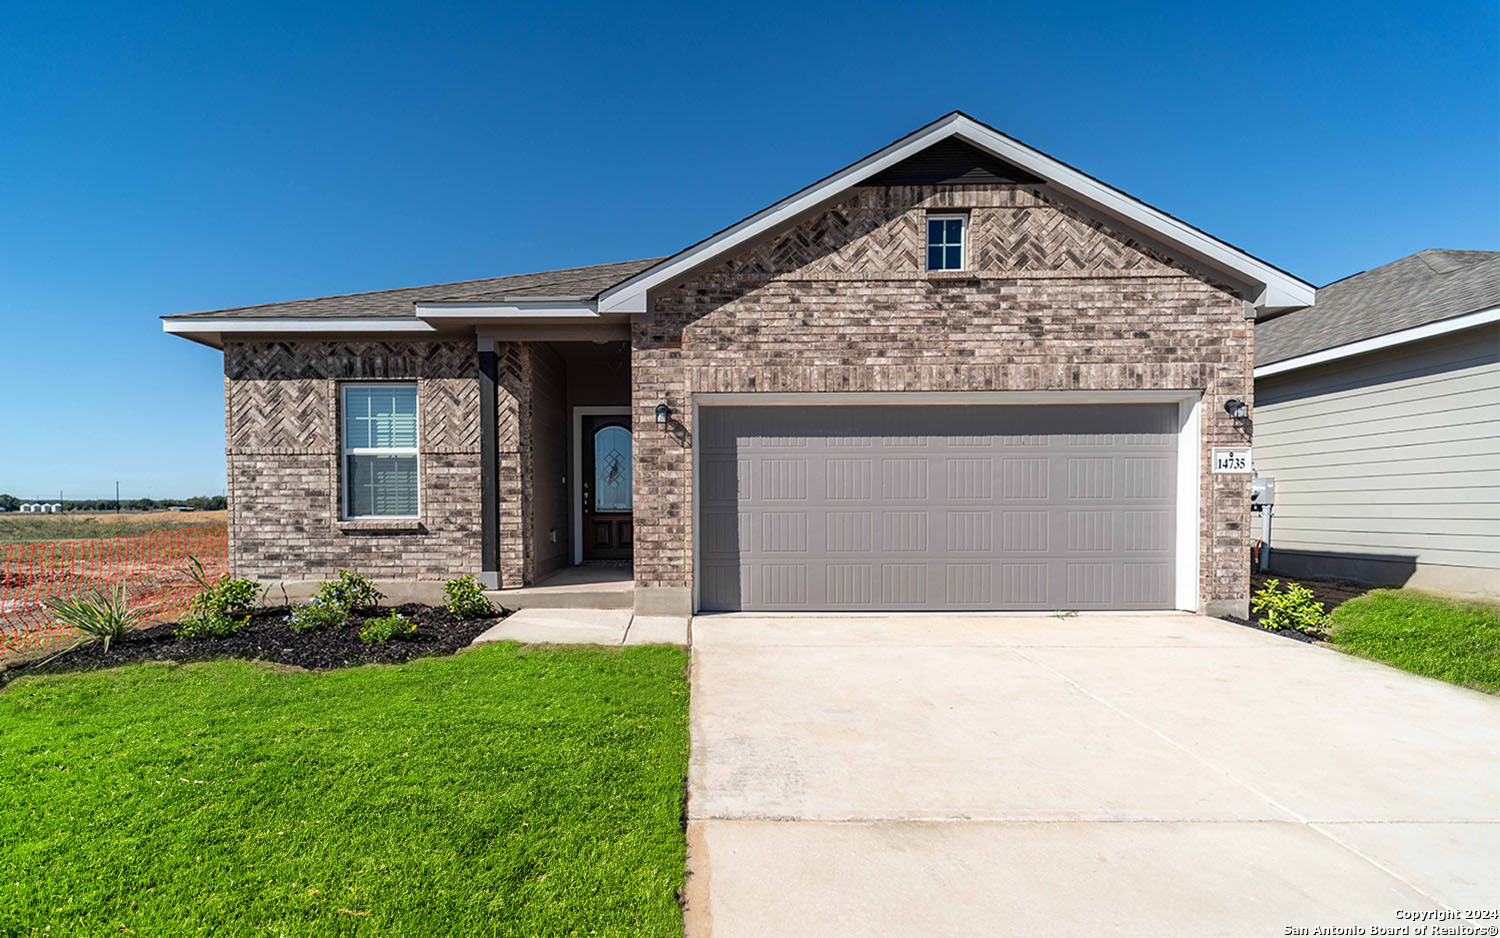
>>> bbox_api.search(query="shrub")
[359,611,416,644]
[177,557,263,638]
[315,570,383,613]
[285,596,350,633]
[1250,578,1332,636]
[443,575,494,620]
[45,586,150,653]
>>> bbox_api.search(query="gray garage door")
[698,404,1178,611]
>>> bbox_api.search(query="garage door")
[698,404,1179,611]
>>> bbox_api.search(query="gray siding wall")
[1253,324,1500,595]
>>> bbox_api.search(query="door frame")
[691,390,1203,613]
[571,405,632,565]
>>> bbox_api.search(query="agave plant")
[44,586,150,654]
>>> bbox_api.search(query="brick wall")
[632,183,1254,612]
[224,339,487,581]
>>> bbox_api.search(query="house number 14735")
[1211,447,1251,473]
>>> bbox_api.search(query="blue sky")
[1,0,1496,498]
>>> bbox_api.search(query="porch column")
[477,336,500,589]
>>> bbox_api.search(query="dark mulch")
[1,603,506,684]
[1251,570,1376,611]
[1220,571,1380,644]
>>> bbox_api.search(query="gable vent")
[866,138,1043,186]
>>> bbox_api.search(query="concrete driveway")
[684,612,1500,937]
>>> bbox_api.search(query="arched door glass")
[592,425,633,512]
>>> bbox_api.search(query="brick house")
[165,112,1312,619]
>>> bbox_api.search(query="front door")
[581,414,633,560]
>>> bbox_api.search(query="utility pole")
[116,481,121,514]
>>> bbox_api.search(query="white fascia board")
[162,317,437,335]
[598,112,1313,315]
[1254,306,1500,379]
[414,301,600,320]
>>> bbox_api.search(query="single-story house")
[164,111,1314,619]
[1254,249,1500,598]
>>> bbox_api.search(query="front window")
[342,383,418,518]
[927,214,968,271]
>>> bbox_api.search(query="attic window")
[927,214,968,271]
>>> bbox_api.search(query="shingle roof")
[165,257,665,320]
[1256,249,1500,366]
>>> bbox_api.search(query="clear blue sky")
[2,0,1496,499]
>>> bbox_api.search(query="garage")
[697,402,1184,611]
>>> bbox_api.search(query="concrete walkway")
[685,612,1500,937]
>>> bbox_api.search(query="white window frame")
[926,213,969,272]
[341,381,420,520]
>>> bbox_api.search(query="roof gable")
[598,111,1312,316]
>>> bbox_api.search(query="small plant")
[315,570,383,613]
[45,586,150,654]
[177,557,263,638]
[1250,578,1332,636]
[285,596,350,633]
[359,611,416,644]
[443,575,494,620]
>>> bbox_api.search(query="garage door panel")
[699,404,1177,611]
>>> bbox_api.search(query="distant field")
[0,510,228,546]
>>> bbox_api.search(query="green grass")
[0,513,225,546]
[0,643,690,936]
[1329,589,1500,694]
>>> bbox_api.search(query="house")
[1254,249,1500,598]
[163,112,1314,619]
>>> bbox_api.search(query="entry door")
[582,414,633,560]
[698,403,1179,611]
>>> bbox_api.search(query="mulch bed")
[1,603,506,685]
[1219,571,1379,644]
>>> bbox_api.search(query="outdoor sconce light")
[655,403,671,425]
[1224,399,1249,420]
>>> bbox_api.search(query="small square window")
[927,214,968,271]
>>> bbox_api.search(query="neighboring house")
[1254,250,1500,598]
[163,112,1314,618]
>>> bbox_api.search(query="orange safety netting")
[0,526,227,651]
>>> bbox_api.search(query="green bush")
[1250,578,1331,636]
[443,575,494,620]
[359,611,416,644]
[285,596,350,633]
[45,586,150,654]
[177,557,263,638]
[315,570,383,613]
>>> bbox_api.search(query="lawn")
[0,642,690,936]
[1329,590,1500,695]
[0,509,228,545]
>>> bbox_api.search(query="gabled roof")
[598,110,1313,315]
[164,111,1313,348]
[165,258,663,320]
[1256,249,1500,368]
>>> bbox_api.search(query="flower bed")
[3,602,504,682]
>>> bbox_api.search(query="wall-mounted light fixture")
[1224,399,1249,420]
[655,403,671,425]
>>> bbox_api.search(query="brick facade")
[224,339,491,583]
[632,183,1254,614]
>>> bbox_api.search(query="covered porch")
[477,337,635,591]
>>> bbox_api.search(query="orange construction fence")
[0,526,228,651]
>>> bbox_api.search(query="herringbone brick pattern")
[715,185,1182,282]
